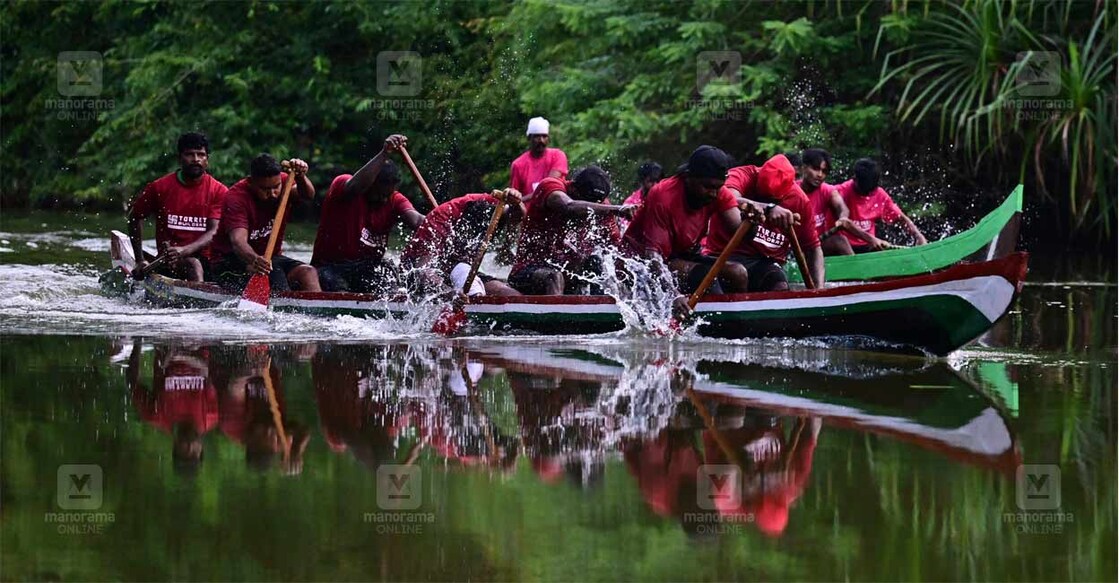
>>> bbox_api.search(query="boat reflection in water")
[125,340,1020,538]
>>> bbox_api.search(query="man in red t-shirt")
[401,189,525,297]
[836,158,928,252]
[128,132,228,281]
[311,134,425,293]
[211,154,320,294]
[509,166,637,295]
[623,146,753,313]
[510,117,569,202]
[703,154,825,291]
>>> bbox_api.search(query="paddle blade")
[239,274,270,310]
[431,307,467,336]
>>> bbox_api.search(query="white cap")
[526,116,550,136]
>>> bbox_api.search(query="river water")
[1,212,1115,581]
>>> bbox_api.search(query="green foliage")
[0,0,1114,243]
[872,0,1117,240]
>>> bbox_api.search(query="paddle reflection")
[123,339,1020,538]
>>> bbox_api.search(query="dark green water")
[0,213,1115,581]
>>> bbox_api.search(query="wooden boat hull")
[465,253,1029,356]
[787,185,1023,283]
[101,231,1028,356]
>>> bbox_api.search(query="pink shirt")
[800,180,839,237]
[509,148,568,199]
[835,179,903,247]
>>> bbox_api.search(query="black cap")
[681,145,730,180]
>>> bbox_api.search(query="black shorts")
[316,258,399,294]
[728,255,787,292]
[508,264,553,295]
[852,245,877,254]
[213,254,305,294]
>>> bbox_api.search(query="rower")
[128,132,228,281]
[835,158,928,252]
[799,148,857,256]
[311,134,425,294]
[400,189,526,297]
[620,162,662,232]
[210,154,321,294]
[623,145,753,314]
[509,117,569,203]
[702,154,825,291]
[509,166,637,295]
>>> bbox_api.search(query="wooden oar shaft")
[132,252,171,279]
[398,145,439,209]
[819,224,842,241]
[821,222,905,250]
[684,386,746,469]
[462,191,505,294]
[688,218,753,309]
[261,356,290,463]
[788,227,816,289]
[262,171,297,262]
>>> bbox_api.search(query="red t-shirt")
[509,148,568,199]
[704,166,821,263]
[132,349,219,434]
[835,179,903,247]
[311,174,415,266]
[512,177,621,272]
[623,189,644,206]
[129,172,228,259]
[624,175,737,258]
[800,180,839,237]
[722,164,759,197]
[210,174,294,262]
[401,192,500,271]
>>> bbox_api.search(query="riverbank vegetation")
[1,0,1114,245]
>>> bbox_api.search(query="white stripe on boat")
[695,275,1015,323]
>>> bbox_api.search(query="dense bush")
[1,0,1114,243]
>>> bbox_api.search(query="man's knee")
[484,279,522,297]
[719,263,749,293]
[174,257,204,282]
[289,265,321,291]
[535,269,564,295]
[823,236,853,256]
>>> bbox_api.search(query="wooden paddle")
[398,145,439,209]
[820,222,905,250]
[130,252,170,281]
[432,190,506,335]
[686,216,754,310]
[787,227,816,289]
[238,169,297,310]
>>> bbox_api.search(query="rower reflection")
[127,339,218,476]
[211,345,310,474]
